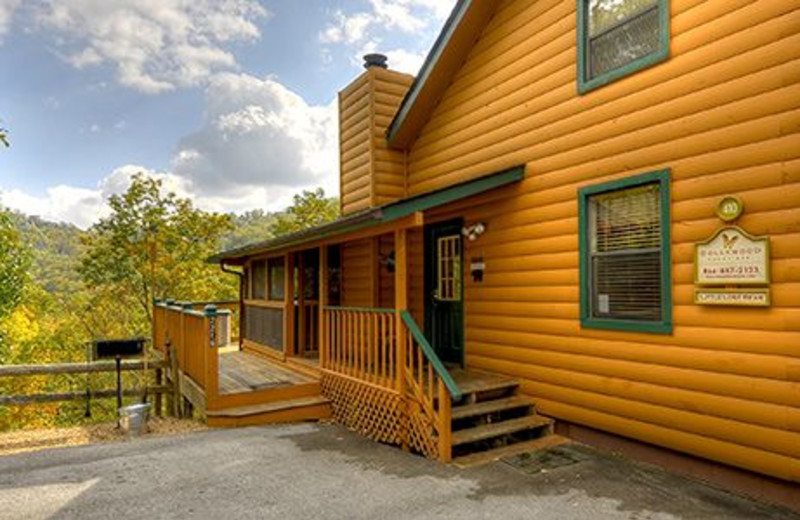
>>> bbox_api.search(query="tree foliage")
[79,174,237,325]
[272,188,340,236]
[0,207,30,323]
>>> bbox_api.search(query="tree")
[0,207,30,323]
[272,188,340,236]
[79,174,236,326]
[0,120,9,147]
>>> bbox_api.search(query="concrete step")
[451,414,552,446]
[453,435,571,468]
[451,396,536,421]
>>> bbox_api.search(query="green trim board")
[578,169,673,334]
[577,0,671,95]
[209,166,525,263]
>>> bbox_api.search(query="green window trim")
[578,169,673,334]
[577,0,671,95]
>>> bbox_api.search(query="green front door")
[424,219,464,366]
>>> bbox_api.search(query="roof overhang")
[210,165,525,264]
[386,0,499,149]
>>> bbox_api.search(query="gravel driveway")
[0,423,795,520]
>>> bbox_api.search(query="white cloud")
[172,72,338,196]
[1,164,321,229]
[34,0,269,93]
[319,0,456,75]
[0,0,20,42]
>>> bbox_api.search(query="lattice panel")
[407,399,439,459]
[321,373,402,445]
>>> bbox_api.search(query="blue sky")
[0,0,455,228]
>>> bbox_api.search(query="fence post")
[205,305,219,405]
[168,341,181,418]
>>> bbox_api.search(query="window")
[577,0,670,93]
[251,260,267,300]
[268,257,285,301]
[579,170,672,333]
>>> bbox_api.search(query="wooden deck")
[218,350,314,395]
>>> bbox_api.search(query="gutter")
[220,263,245,349]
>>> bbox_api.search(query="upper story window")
[578,170,672,334]
[578,0,670,94]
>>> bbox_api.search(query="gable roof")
[386,0,500,149]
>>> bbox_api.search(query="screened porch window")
[578,0,669,93]
[268,257,285,301]
[579,170,672,334]
[251,260,267,300]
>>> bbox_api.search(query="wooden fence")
[0,359,170,410]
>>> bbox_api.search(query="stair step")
[207,396,330,418]
[451,415,552,446]
[453,435,571,468]
[451,370,520,396]
[452,396,536,420]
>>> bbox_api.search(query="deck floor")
[218,350,314,395]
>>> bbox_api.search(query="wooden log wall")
[342,239,377,307]
[338,67,414,215]
[401,0,800,482]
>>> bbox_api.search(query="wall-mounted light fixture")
[380,250,395,273]
[462,222,487,241]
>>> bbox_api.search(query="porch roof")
[209,165,525,264]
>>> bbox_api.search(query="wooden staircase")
[448,370,568,467]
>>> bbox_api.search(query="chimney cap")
[363,53,388,70]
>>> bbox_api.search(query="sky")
[0,0,457,229]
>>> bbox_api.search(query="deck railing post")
[437,379,452,462]
[319,246,328,369]
[394,228,409,452]
[205,305,219,404]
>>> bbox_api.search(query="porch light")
[462,222,486,241]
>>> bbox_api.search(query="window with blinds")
[579,170,672,334]
[578,0,669,93]
[589,183,661,322]
[251,260,266,300]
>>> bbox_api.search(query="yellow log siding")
[339,68,413,215]
[341,239,376,307]
[402,0,800,481]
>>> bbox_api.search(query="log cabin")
[153,0,800,509]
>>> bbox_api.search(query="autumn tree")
[0,207,30,324]
[79,174,236,327]
[272,188,339,236]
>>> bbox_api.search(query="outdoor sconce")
[380,250,395,273]
[462,222,486,241]
[470,256,485,282]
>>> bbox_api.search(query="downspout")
[220,263,245,350]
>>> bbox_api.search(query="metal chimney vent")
[363,53,388,70]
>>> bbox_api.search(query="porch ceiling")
[209,165,524,264]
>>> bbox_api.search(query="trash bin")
[119,403,151,436]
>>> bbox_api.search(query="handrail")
[400,310,462,401]
[322,306,396,314]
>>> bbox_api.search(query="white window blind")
[589,183,662,321]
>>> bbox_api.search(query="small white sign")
[598,294,610,314]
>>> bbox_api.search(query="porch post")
[297,251,306,358]
[394,228,409,452]
[284,253,295,359]
[319,246,328,369]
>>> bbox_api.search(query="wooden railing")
[322,307,397,388]
[152,301,230,403]
[320,306,461,462]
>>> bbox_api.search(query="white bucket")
[119,403,152,436]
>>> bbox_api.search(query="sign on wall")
[693,196,771,307]
[694,227,770,285]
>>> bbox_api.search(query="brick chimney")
[338,54,414,215]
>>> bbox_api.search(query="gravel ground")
[0,423,797,520]
[0,417,206,457]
